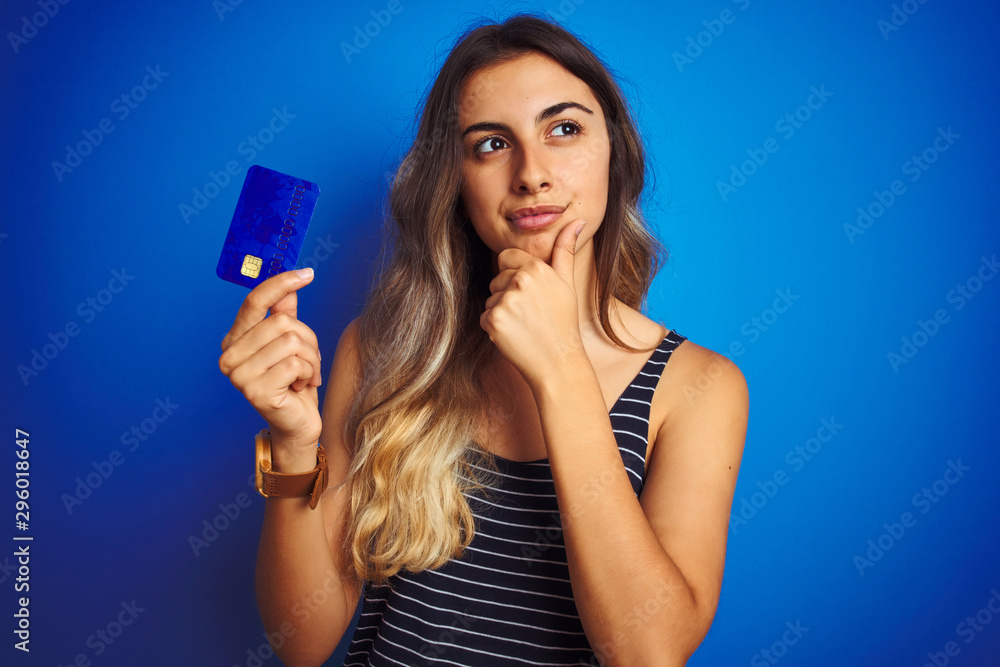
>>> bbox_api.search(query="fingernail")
[575,222,585,236]
[296,267,313,280]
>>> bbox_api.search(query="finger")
[247,356,318,410]
[269,283,300,320]
[221,313,320,374]
[479,306,495,339]
[550,220,585,287]
[265,270,319,387]
[496,247,532,273]
[220,314,322,386]
[221,268,314,352]
[227,333,321,397]
[259,357,318,401]
[488,268,518,295]
[229,338,319,391]
[483,291,503,311]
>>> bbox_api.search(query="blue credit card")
[216,165,320,289]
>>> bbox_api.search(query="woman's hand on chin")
[479,220,588,389]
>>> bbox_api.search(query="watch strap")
[256,429,329,509]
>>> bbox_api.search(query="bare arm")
[533,341,748,665]
[254,318,364,666]
[218,271,364,667]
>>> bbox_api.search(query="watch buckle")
[255,429,272,498]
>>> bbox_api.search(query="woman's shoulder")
[660,337,747,411]
[614,303,747,425]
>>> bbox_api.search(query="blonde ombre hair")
[340,13,667,586]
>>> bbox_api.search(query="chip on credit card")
[216,165,320,289]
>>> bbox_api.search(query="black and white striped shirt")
[343,330,687,666]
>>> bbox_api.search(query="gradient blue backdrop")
[2,0,998,665]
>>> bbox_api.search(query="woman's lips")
[511,211,563,230]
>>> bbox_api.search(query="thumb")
[550,220,585,287]
[269,290,298,319]
[268,268,312,320]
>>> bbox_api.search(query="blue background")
[1,0,998,665]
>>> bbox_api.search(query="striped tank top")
[343,330,687,666]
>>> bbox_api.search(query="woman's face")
[457,51,611,268]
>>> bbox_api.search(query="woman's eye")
[475,137,508,154]
[551,121,581,137]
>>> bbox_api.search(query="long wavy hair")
[340,12,667,587]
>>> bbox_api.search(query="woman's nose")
[512,142,553,193]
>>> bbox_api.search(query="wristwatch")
[255,429,329,509]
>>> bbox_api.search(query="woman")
[219,13,748,667]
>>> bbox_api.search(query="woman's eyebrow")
[461,101,594,137]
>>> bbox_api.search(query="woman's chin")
[515,234,558,263]
[487,235,558,274]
